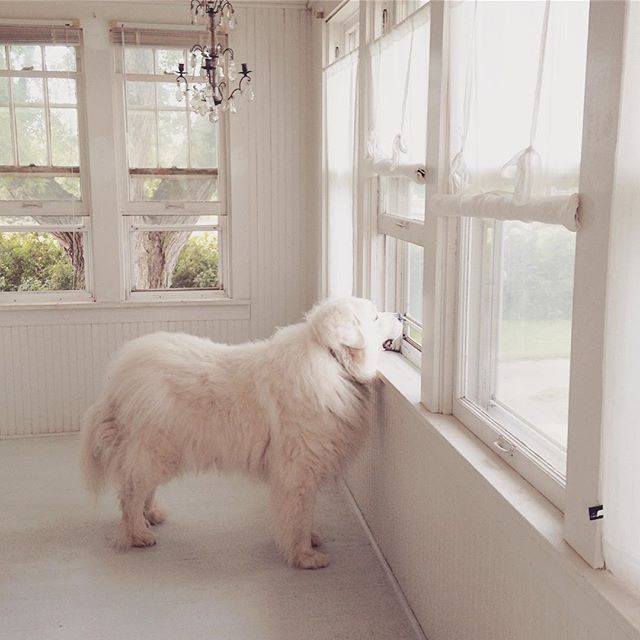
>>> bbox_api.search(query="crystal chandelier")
[175,0,254,123]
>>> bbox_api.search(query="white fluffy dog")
[81,297,402,569]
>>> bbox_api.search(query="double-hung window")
[0,24,90,302]
[437,1,589,508]
[113,26,227,300]
[368,4,430,365]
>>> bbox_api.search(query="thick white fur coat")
[81,297,401,569]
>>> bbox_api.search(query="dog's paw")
[115,526,157,550]
[131,530,157,548]
[291,549,330,570]
[311,530,323,547]
[144,507,166,526]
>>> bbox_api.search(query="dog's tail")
[80,399,119,497]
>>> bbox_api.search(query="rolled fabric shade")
[370,159,428,184]
[429,191,580,231]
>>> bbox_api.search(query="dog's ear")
[307,300,366,350]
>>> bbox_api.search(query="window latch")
[588,504,603,521]
[22,201,43,208]
[165,203,185,210]
[493,436,516,457]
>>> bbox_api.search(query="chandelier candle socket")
[175,0,254,122]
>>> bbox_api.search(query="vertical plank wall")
[0,5,315,437]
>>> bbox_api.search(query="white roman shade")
[430,192,579,232]
[324,50,358,298]
[367,4,429,184]
[433,0,588,230]
[110,24,212,48]
[0,23,82,45]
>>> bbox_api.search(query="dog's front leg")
[271,476,329,569]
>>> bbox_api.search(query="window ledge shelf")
[375,352,640,638]
[0,298,251,326]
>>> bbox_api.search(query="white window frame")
[326,0,621,570]
[113,35,231,302]
[0,26,93,302]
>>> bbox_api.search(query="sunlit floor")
[0,435,417,640]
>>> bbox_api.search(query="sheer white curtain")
[433,0,589,227]
[367,5,430,183]
[324,51,358,298]
[602,0,640,595]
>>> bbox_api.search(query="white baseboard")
[341,482,429,640]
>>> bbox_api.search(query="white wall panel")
[347,380,639,640]
[0,319,250,437]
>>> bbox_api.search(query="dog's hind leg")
[115,475,157,550]
[144,487,166,526]
[271,476,329,569]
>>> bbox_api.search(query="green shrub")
[0,232,75,292]
[171,233,220,289]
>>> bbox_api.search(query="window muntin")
[0,43,82,204]
[126,215,221,294]
[122,46,219,205]
[0,36,90,301]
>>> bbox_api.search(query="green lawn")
[499,319,572,361]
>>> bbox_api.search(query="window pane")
[11,77,44,104]
[126,81,155,108]
[129,175,218,202]
[0,77,8,104]
[0,45,6,69]
[47,78,77,105]
[44,45,76,72]
[189,111,218,168]
[0,107,12,165]
[0,229,85,291]
[130,227,220,291]
[50,108,79,166]
[154,48,185,74]
[494,221,575,449]
[158,111,188,168]
[382,177,425,220]
[157,81,184,109]
[0,176,80,201]
[15,107,47,165]
[125,48,154,74]
[127,111,157,167]
[9,45,42,71]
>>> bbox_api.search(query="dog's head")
[306,297,403,382]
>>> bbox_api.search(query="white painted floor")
[0,435,418,640]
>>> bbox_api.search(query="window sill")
[0,298,251,326]
[376,352,640,638]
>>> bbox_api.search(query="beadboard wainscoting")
[0,312,251,438]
